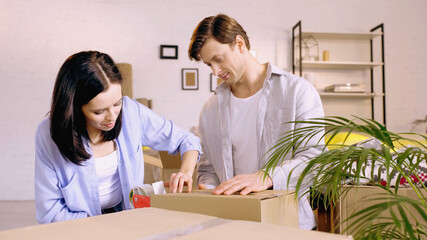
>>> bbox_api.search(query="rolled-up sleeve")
[129,98,202,159]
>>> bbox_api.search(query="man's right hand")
[212,171,273,195]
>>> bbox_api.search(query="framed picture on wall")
[182,68,198,90]
[160,45,178,59]
[210,73,221,92]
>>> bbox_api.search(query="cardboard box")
[314,185,425,234]
[151,189,300,228]
[135,98,153,109]
[143,150,162,184]
[116,63,133,98]
[142,150,196,189]
[0,208,352,240]
[335,185,423,235]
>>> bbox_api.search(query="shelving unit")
[318,92,383,98]
[296,61,383,70]
[292,21,386,125]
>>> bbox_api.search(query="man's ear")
[235,35,246,52]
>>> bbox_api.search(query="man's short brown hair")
[188,14,251,61]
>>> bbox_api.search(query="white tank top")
[94,150,122,209]
[230,89,263,176]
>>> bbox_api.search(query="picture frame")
[210,73,221,92]
[160,45,178,59]
[182,68,198,90]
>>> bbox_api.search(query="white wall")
[1,0,426,200]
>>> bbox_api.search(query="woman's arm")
[130,98,202,193]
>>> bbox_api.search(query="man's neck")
[231,59,267,98]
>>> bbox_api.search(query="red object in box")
[133,195,150,208]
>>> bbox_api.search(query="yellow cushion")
[325,132,427,150]
[325,132,370,149]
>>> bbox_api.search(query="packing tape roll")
[134,184,155,196]
[129,184,155,208]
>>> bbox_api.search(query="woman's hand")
[168,150,199,193]
[169,171,193,193]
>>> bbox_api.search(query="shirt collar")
[215,62,286,93]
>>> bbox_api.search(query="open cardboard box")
[0,208,352,240]
[317,185,423,235]
[151,189,300,228]
[335,185,423,235]
[143,150,196,189]
[143,149,162,184]
[158,151,197,189]
[135,98,152,109]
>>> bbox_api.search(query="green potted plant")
[262,116,427,240]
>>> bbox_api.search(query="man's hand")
[212,171,273,195]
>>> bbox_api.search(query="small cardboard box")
[116,63,133,98]
[143,150,162,184]
[0,208,352,240]
[135,98,152,109]
[334,185,423,234]
[142,150,197,189]
[151,189,299,228]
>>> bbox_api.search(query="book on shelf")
[325,83,366,93]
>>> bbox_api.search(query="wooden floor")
[0,200,38,231]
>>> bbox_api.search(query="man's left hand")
[212,171,273,195]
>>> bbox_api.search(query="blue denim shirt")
[35,96,201,223]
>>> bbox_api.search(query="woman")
[35,51,201,223]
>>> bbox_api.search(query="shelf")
[292,21,386,125]
[297,32,383,40]
[297,61,384,70]
[318,92,384,98]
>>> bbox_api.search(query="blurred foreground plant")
[262,116,427,239]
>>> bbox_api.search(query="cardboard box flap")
[165,189,286,201]
[250,190,295,200]
[159,151,181,168]
[191,189,294,200]
[188,189,294,200]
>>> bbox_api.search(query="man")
[188,14,324,230]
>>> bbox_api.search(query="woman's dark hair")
[188,14,250,61]
[50,51,123,165]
